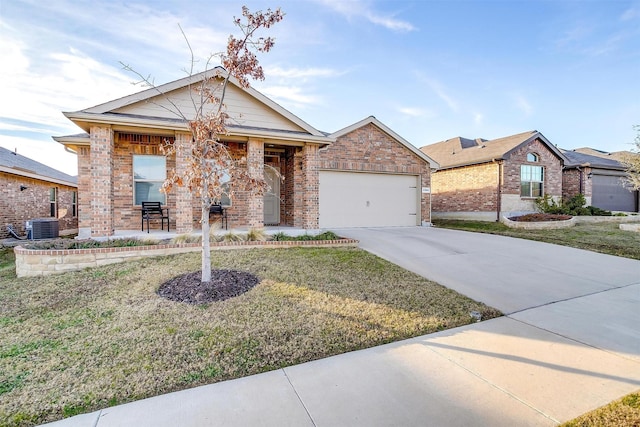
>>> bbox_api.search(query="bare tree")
[123,6,284,283]
[621,125,640,191]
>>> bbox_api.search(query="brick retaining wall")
[14,239,359,278]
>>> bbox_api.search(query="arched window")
[527,152,539,162]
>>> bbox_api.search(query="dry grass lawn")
[434,220,640,260]
[560,391,640,427]
[0,247,500,426]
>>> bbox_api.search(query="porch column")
[76,146,92,238]
[302,144,320,229]
[89,125,114,237]
[247,138,264,228]
[174,132,193,233]
[293,143,320,230]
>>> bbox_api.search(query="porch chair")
[209,204,228,230]
[141,201,170,233]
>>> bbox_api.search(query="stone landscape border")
[501,216,576,230]
[14,239,359,278]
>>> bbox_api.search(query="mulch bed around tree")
[157,269,260,304]
[509,213,573,222]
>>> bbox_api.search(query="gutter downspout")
[494,159,503,222]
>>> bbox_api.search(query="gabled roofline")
[0,165,77,188]
[503,131,567,162]
[72,67,326,138]
[329,116,440,169]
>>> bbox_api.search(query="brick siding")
[431,162,499,213]
[0,172,77,239]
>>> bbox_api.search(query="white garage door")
[319,171,419,228]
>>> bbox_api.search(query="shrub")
[269,231,341,241]
[535,193,612,216]
[245,228,267,242]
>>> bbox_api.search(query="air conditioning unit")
[28,218,59,239]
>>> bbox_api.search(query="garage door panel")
[592,175,636,212]
[319,171,419,228]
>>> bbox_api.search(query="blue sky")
[1,0,639,175]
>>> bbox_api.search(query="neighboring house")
[318,116,438,228]
[54,69,436,238]
[0,146,78,239]
[561,149,639,212]
[420,130,565,221]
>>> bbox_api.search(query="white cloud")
[397,107,430,118]
[259,85,322,108]
[513,94,533,117]
[266,66,344,80]
[418,76,459,112]
[620,6,640,21]
[474,112,484,125]
[314,0,416,32]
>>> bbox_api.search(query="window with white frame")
[71,191,77,217]
[133,155,166,205]
[49,187,57,217]
[520,165,544,197]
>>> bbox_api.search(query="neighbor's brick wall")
[431,163,499,213]
[318,123,432,223]
[503,139,562,197]
[0,172,77,239]
[562,168,588,201]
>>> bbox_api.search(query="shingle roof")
[0,146,77,185]
[420,130,561,169]
[560,148,626,170]
[572,147,630,162]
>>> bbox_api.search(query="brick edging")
[14,239,359,278]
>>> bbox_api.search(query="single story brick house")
[561,148,639,212]
[420,130,565,221]
[0,146,78,239]
[54,69,436,237]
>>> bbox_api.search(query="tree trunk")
[201,204,211,283]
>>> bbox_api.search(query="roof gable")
[421,130,565,169]
[330,116,439,168]
[66,67,326,139]
[0,146,77,186]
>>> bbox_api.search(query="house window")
[217,169,231,207]
[72,191,77,217]
[521,165,544,198]
[49,187,58,217]
[133,155,166,205]
[527,153,539,162]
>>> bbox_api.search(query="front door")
[264,166,280,225]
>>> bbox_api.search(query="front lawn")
[434,220,640,260]
[0,247,500,426]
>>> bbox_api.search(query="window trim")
[71,191,77,217]
[520,164,544,198]
[49,187,58,217]
[133,155,167,206]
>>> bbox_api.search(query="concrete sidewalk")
[44,227,640,426]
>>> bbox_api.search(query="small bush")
[535,193,612,216]
[269,231,341,241]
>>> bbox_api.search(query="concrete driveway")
[341,226,640,315]
[43,226,640,427]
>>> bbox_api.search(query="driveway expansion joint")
[283,368,317,427]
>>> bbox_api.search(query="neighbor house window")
[520,165,544,198]
[133,155,166,205]
[49,187,58,217]
[527,153,539,162]
[71,191,77,217]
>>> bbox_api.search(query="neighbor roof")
[420,130,565,169]
[572,147,630,162]
[0,146,77,186]
[329,116,440,168]
[561,148,627,170]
